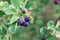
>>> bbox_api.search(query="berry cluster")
[18,8,33,27]
[54,0,60,4]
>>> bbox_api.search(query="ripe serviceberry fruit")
[25,16,30,22]
[54,0,60,4]
[23,22,29,27]
[54,0,58,4]
[22,8,26,14]
[41,36,46,40]
[18,20,24,26]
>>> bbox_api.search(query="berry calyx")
[25,16,30,22]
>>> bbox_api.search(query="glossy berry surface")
[18,20,24,26]
[25,16,30,22]
[41,36,46,40]
[22,9,26,14]
[23,22,29,27]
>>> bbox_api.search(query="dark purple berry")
[54,0,60,4]
[23,22,29,27]
[54,0,58,4]
[18,20,24,26]
[22,8,26,14]
[25,16,30,22]
[41,36,46,40]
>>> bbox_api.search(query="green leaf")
[22,13,28,17]
[54,28,60,33]
[47,20,55,29]
[0,30,3,35]
[0,11,5,17]
[30,16,34,23]
[3,7,16,15]
[1,1,16,15]
[47,34,58,40]
[10,14,19,24]
[0,25,7,35]
[26,1,34,9]
[40,27,47,35]
[0,4,2,10]
[0,38,2,40]
[2,1,9,8]
[2,25,7,35]
[9,22,17,34]
[2,18,10,25]
[10,0,20,9]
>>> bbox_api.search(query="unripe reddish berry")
[3,15,8,19]
[28,11,32,15]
